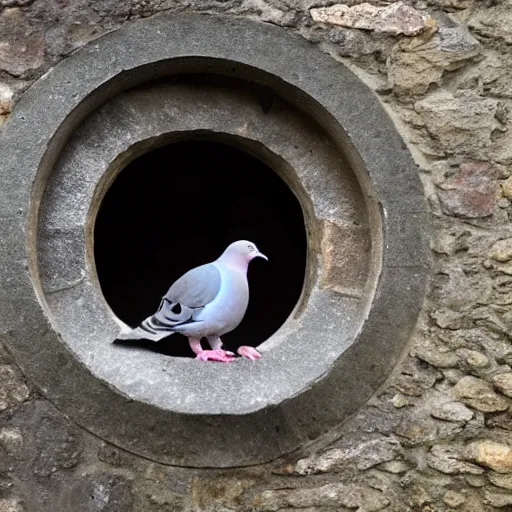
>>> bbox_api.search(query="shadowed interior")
[94,140,307,357]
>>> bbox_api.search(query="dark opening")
[94,140,307,357]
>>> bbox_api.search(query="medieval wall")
[1,0,512,511]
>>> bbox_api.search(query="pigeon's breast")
[194,262,249,336]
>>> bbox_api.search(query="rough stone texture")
[414,92,504,158]
[310,2,435,36]
[0,8,44,76]
[0,428,23,459]
[485,490,512,508]
[0,500,23,512]
[465,440,512,474]
[452,376,509,412]
[0,365,29,411]
[319,220,370,292]
[501,177,512,198]
[59,473,133,511]
[0,83,13,116]
[444,490,466,507]
[430,401,474,422]
[436,162,497,218]
[492,373,512,398]
[427,444,485,475]
[388,12,480,96]
[253,482,389,511]
[489,239,512,263]
[294,437,401,474]
[488,472,512,490]
[0,0,510,509]
[468,0,512,45]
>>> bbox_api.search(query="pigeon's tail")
[117,316,177,342]
[116,297,200,342]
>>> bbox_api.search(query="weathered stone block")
[436,162,497,218]
[0,83,13,116]
[310,2,435,36]
[0,365,29,412]
[492,373,512,398]
[388,13,480,95]
[294,437,402,474]
[59,473,133,512]
[0,428,23,459]
[0,499,23,512]
[427,445,484,475]
[502,176,512,198]
[0,8,44,76]
[253,482,389,511]
[320,220,370,293]
[443,490,466,508]
[415,92,502,158]
[489,472,512,490]
[489,239,512,263]
[466,440,512,473]
[485,490,512,508]
[452,376,509,412]
[430,401,474,423]
[469,1,512,45]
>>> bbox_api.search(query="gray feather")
[164,264,221,307]
[153,300,196,325]
[117,264,221,341]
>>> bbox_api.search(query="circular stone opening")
[8,12,429,466]
[94,140,307,357]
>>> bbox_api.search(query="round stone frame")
[37,81,372,420]
[0,13,429,467]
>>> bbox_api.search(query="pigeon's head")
[219,240,268,266]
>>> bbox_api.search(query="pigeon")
[117,240,267,362]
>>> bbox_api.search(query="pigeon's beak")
[255,251,268,261]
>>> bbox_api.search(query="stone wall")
[1,0,512,510]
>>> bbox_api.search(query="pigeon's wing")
[164,263,221,308]
[117,264,221,342]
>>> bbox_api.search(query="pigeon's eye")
[248,245,255,252]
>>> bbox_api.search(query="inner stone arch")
[93,140,307,356]
[34,74,375,425]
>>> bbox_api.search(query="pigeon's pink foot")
[195,349,235,362]
[237,346,262,360]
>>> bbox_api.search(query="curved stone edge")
[0,13,430,467]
